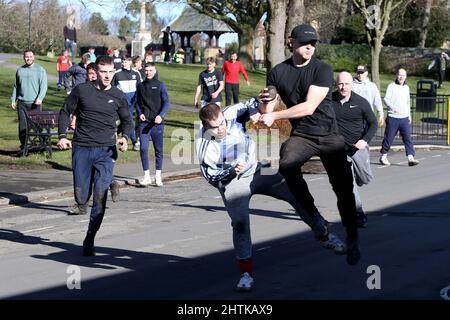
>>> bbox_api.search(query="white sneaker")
[138,175,152,186]
[155,175,163,187]
[236,272,254,292]
[133,142,140,151]
[319,233,347,255]
[379,156,391,166]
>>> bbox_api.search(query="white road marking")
[79,219,89,223]
[23,226,55,234]
[129,208,153,214]
[307,177,324,182]
[178,199,201,205]
[201,220,223,225]
[431,155,441,158]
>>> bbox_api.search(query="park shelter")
[168,6,234,49]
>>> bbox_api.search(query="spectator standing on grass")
[56,49,72,91]
[64,52,91,95]
[113,55,142,151]
[428,49,449,89]
[10,49,47,152]
[194,57,224,109]
[221,51,250,106]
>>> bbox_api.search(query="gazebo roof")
[169,6,234,34]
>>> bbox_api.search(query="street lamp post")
[27,0,32,49]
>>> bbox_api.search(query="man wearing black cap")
[353,65,384,127]
[256,24,360,265]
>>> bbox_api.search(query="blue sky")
[58,0,237,46]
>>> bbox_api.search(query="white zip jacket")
[195,98,260,188]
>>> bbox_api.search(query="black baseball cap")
[356,65,368,74]
[290,24,319,43]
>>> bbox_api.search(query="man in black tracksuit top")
[332,71,378,229]
[257,24,361,265]
[112,55,142,150]
[135,62,170,187]
[57,56,132,256]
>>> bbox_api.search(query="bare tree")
[266,0,289,71]
[284,0,305,57]
[353,0,410,89]
[418,0,433,48]
[186,0,267,69]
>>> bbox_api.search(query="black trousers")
[17,101,41,148]
[278,133,358,239]
[225,83,239,106]
[437,70,445,87]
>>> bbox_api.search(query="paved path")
[0,149,449,301]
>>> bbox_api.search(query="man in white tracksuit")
[195,99,347,292]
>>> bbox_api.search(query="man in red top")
[56,49,72,90]
[221,51,250,106]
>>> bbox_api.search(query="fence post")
[448,98,450,146]
[447,98,450,145]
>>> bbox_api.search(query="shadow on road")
[2,190,450,300]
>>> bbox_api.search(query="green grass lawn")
[2,56,448,169]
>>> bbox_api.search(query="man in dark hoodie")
[136,62,170,187]
[64,52,91,95]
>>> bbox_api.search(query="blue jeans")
[139,122,164,171]
[64,40,77,63]
[57,71,68,88]
[72,145,117,233]
[124,92,137,145]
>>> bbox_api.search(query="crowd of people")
[10,22,436,293]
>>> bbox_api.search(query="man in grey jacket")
[352,65,384,127]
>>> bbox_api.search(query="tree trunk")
[238,25,255,70]
[418,0,432,49]
[267,0,288,71]
[284,0,304,57]
[371,41,382,90]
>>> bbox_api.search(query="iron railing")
[372,94,449,146]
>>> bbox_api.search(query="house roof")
[169,6,234,34]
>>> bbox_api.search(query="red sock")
[238,258,253,276]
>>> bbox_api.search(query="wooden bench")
[23,110,60,159]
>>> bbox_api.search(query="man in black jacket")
[57,55,132,256]
[136,62,170,187]
[332,71,378,228]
